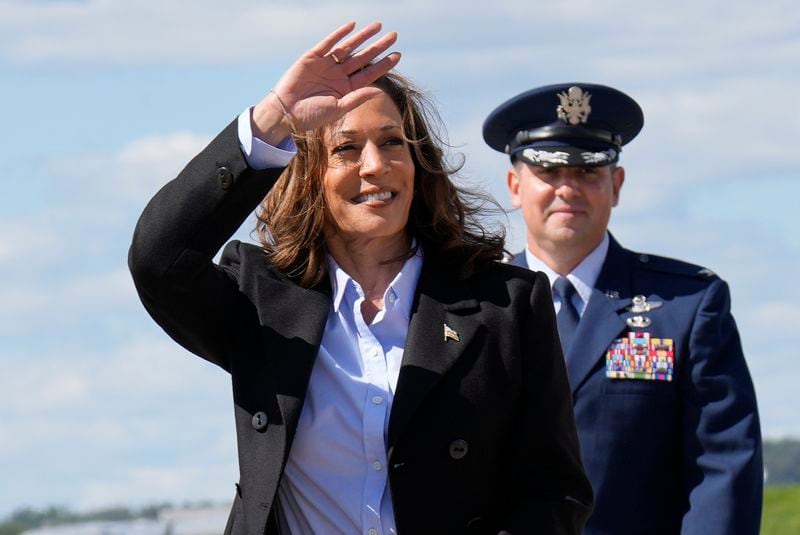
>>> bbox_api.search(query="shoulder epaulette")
[631,251,718,280]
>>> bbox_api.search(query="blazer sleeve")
[502,270,594,534]
[128,119,284,371]
[679,278,763,534]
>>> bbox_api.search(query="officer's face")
[507,163,624,256]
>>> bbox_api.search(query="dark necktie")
[553,277,580,355]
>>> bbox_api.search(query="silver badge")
[628,295,663,314]
[522,148,570,165]
[626,315,652,329]
[581,148,617,165]
[557,86,592,125]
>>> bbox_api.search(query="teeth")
[355,191,392,203]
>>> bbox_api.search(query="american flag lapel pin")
[444,323,460,342]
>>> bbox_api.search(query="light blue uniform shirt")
[525,232,610,316]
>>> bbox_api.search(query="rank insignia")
[581,148,617,165]
[606,332,674,381]
[557,86,592,125]
[521,148,570,166]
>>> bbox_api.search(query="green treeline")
[765,438,800,484]
[0,502,188,535]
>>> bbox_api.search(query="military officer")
[483,83,763,534]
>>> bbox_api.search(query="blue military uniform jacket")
[512,235,763,534]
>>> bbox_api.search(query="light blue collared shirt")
[277,251,423,535]
[237,108,296,168]
[525,232,610,316]
[236,108,424,534]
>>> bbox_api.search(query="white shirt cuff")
[237,107,297,169]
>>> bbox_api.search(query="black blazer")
[129,121,593,534]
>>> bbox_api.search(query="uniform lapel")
[387,260,480,449]
[509,251,528,268]
[565,235,633,394]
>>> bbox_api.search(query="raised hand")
[252,21,401,145]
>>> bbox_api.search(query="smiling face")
[321,91,415,253]
[507,163,624,267]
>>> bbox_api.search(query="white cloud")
[64,267,136,304]
[2,0,797,71]
[94,337,227,395]
[0,267,138,336]
[0,221,62,265]
[0,285,50,331]
[54,131,212,203]
[78,464,237,512]
[0,0,358,65]
[637,78,800,172]
[0,336,200,415]
[749,301,800,333]
[0,335,237,514]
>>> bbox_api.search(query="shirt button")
[370,348,379,357]
[387,293,396,304]
[368,529,378,535]
[372,396,383,404]
[373,461,382,471]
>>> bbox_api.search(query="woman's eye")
[331,143,357,154]
[383,137,405,147]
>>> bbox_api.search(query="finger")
[342,31,397,73]
[327,21,382,61]
[349,52,402,89]
[309,21,356,55]
[337,87,386,115]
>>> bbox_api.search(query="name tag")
[606,332,674,381]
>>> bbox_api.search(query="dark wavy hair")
[255,71,505,287]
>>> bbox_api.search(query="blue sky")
[1,0,799,517]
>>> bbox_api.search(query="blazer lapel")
[387,261,480,448]
[565,235,633,394]
[250,271,331,433]
[235,268,331,535]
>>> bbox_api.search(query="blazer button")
[216,166,234,190]
[251,411,268,431]
[449,439,468,460]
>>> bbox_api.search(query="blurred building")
[21,505,229,535]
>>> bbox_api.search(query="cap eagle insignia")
[557,86,592,125]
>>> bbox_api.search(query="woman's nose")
[359,143,389,176]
